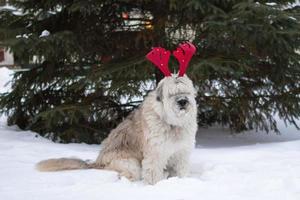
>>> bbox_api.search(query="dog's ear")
[156,84,163,102]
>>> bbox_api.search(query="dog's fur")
[36,75,197,184]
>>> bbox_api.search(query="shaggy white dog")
[36,74,197,185]
[37,42,198,184]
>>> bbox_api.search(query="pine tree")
[0,0,299,143]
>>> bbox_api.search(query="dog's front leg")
[169,149,191,178]
[142,151,167,185]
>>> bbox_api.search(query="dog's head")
[146,42,197,126]
[154,75,197,126]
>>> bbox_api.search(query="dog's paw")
[142,170,164,185]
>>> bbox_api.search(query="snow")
[0,5,16,11]
[1,68,300,200]
[265,2,277,6]
[1,117,300,200]
[39,30,50,38]
[0,4,23,16]
[16,34,31,39]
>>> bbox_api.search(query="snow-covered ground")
[1,67,300,200]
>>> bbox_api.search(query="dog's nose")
[178,99,188,108]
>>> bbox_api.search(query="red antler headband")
[146,42,196,77]
[173,42,196,77]
[146,47,171,76]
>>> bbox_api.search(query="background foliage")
[0,0,300,143]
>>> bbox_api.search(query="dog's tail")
[36,158,100,172]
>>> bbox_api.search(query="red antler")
[173,42,196,77]
[146,47,171,76]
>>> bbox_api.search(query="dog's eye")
[156,96,161,101]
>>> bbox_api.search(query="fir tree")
[0,0,299,143]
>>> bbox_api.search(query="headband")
[146,42,196,77]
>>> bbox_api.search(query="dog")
[36,42,198,185]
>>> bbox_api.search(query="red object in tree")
[122,12,129,19]
[100,55,113,64]
[146,47,171,77]
[173,42,196,77]
[0,49,4,62]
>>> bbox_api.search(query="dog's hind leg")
[105,158,142,181]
